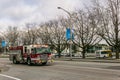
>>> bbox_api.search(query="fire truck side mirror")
[25,47,27,53]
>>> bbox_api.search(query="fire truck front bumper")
[47,59,54,64]
[33,59,54,64]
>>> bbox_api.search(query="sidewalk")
[55,57,120,63]
[0,64,6,73]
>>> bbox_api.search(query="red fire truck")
[9,44,54,65]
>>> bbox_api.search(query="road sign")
[66,28,71,40]
[1,40,6,47]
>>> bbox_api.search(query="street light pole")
[57,7,73,60]
[57,7,72,18]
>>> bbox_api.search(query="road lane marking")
[0,74,21,80]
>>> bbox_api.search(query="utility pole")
[57,7,74,60]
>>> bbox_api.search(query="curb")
[55,58,120,63]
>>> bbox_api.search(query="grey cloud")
[0,0,85,30]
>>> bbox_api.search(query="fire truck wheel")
[13,58,19,64]
[27,58,32,66]
[42,62,47,65]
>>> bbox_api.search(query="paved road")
[0,58,120,80]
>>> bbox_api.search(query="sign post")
[66,28,74,60]
[57,7,74,60]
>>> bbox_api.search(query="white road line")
[0,74,21,80]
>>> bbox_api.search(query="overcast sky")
[0,0,91,30]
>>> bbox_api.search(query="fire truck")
[8,44,54,65]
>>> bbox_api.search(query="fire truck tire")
[13,57,19,64]
[42,62,47,65]
[27,58,32,66]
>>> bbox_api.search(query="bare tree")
[49,20,67,58]
[21,24,38,45]
[36,19,67,58]
[37,23,51,44]
[92,0,120,59]
[73,10,101,59]
[5,26,19,46]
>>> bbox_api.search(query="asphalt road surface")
[0,58,120,80]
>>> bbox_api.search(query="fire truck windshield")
[36,47,51,53]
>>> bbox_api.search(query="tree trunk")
[115,45,119,59]
[115,47,119,59]
[116,52,119,59]
[57,45,61,58]
[82,49,86,59]
[58,53,61,58]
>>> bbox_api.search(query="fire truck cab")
[9,45,53,65]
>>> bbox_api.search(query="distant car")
[74,53,88,57]
[74,53,81,57]
[52,53,66,58]
[65,53,76,57]
[95,50,112,58]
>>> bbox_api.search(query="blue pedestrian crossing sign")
[66,28,74,40]
[66,28,71,40]
[1,40,6,47]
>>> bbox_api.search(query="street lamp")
[57,7,73,60]
[57,7,72,17]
